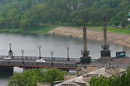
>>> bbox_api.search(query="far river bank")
[48,27,130,48]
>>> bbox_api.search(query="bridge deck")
[0,56,79,69]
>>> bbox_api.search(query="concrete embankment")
[48,27,130,48]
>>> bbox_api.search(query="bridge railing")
[0,55,80,61]
[0,61,77,68]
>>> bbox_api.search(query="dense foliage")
[0,0,130,29]
[8,68,67,86]
[90,69,130,86]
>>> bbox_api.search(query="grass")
[0,26,55,33]
[26,26,55,33]
[1,25,130,34]
[88,26,130,34]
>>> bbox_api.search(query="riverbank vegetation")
[8,68,67,86]
[0,0,130,31]
[89,26,130,34]
[90,69,130,86]
[0,26,55,33]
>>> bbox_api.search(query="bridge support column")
[0,66,13,76]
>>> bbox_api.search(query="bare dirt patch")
[48,27,130,48]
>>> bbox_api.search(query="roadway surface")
[0,56,79,69]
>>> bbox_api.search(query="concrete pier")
[0,66,13,76]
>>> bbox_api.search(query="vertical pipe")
[50,51,54,66]
[21,49,24,64]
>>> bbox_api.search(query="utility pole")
[8,43,13,59]
[50,51,54,66]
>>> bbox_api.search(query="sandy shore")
[48,27,130,48]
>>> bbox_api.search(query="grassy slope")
[0,25,130,34]
[88,26,130,34]
[0,26,55,33]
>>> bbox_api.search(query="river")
[0,33,130,86]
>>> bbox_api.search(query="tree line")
[0,0,130,29]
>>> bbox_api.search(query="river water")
[0,33,130,86]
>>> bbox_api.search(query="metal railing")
[0,55,80,61]
[0,60,77,68]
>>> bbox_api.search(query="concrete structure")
[0,66,13,73]
[55,75,89,86]
[55,65,126,86]
[0,56,78,72]
[77,64,100,75]
[37,82,51,86]
[86,64,100,73]
[99,18,111,63]
[64,74,77,80]
[83,67,126,81]
[80,24,91,64]
[101,18,111,57]
[59,82,86,86]
[105,67,120,76]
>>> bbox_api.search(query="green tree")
[90,76,109,86]
[90,70,130,86]
[8,68,67,86]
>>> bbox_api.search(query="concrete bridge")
[0,55,79,72]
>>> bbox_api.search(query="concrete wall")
[83,74,98,81]
[60,83,81,86]
[64,74,77,80]
[86,65,99,73]
[37,82,51,86]
[105,67,119,75]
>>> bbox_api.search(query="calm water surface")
[0,33,130,86]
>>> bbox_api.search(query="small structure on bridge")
[116,51,126,58]
[80,23,91,64]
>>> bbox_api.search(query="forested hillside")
[0,0,130,29]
